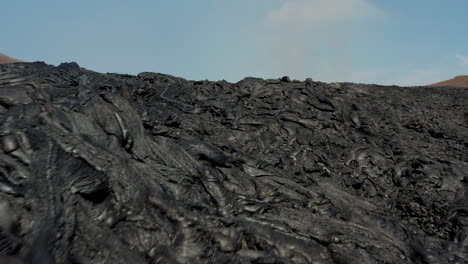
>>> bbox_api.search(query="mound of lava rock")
[0,62,467,263]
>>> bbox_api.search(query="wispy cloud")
[266,0,382,26]
[392,55,468,86]
[392,67,449,86]
[339,66,452,86]
[345,50,468,86]
[456,54,468,67]
[259,0,382,80]
[348,69,389,84]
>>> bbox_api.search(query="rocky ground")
[0,62,467,263]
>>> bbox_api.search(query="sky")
[2,0,468,86]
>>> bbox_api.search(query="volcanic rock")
[0,61,467,263]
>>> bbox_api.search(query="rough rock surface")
[0,62,467,263]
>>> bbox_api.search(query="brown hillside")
[428,75,468,88]
[0,53,24,64]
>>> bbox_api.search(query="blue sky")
[2,0,468,85]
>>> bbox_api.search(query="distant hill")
[0,53,24,64]
[428,75,468,88]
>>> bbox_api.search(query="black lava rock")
[0,61,467,263]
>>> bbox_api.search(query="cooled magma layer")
[0,62,467,263]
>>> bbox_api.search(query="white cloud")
[456,54,468,67]
[258,0,383,80]
[266,0,382,26]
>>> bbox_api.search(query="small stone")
[2,135,18,153]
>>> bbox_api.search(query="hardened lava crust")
[0,62,467,263]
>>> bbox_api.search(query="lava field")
[0,62,467,263]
